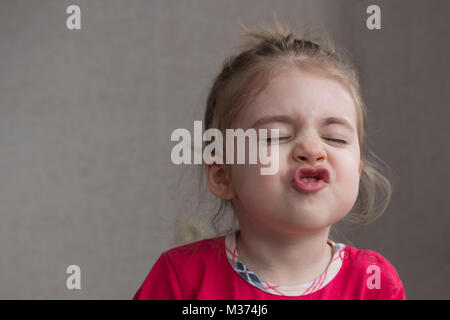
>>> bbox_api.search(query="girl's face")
[227,69,362,235]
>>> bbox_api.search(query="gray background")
[0,0,448,299]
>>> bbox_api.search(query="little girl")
[134,19,406,300]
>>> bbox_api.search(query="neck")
[235,224,333,286]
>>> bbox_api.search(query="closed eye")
[265,137,347,144]
[325,138,347,144]
[266,137,290,143]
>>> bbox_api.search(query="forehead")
[233,69,357,129]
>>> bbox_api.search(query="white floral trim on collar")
[225,230,346,296]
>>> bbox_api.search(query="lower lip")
[292,178,327,193]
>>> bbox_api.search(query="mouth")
[292,166,330,193]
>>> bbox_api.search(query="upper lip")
[293,166,330,183]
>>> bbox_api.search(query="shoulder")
[133,236,226,299]
[341,244,406,299]
[345,245,399,275]
[162,236,225,270]
[346,245,395,271]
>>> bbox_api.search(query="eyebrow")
[251,115,355,133]
[320,116,355,132]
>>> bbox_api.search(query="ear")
[359,160,363,175]
[205,163,236,200]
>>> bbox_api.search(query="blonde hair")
[184,16,393,244]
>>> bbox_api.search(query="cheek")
[229,161,286,211]
[236,142,290,181]
[333,153,361,206]
[231,164,278,194]
[229,146,292,205]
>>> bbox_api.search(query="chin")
[277,213,334,233]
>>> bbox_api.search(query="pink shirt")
[133,231,406,300]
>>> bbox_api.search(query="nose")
[292,134,327,165]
